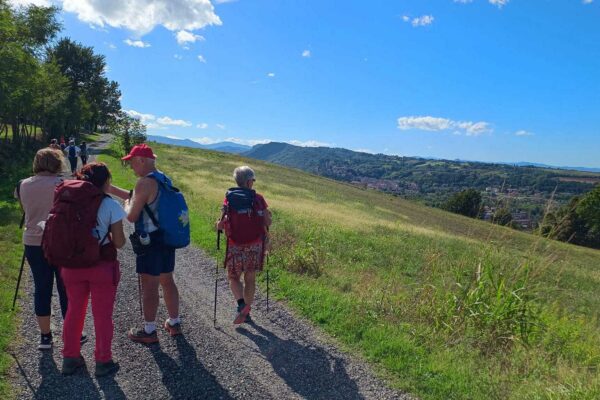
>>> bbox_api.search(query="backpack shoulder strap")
[143,203,159,228]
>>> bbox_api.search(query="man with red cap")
[110,144,182,343]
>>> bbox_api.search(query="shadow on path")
[237,322,365,400]
[13,351,102,400]
[149,335,233,400]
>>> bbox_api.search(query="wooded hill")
[243,142,600,225]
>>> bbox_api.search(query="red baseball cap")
[121,144,157,161]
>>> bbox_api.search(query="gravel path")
[9,136,411,400]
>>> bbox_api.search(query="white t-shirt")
[94,197,127,245]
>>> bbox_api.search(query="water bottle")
[139,232,150,246]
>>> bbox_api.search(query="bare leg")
[229,277,244,302]
[243,271,256,306]
[37,316,51,335]
[140,274,160,322]
[159,272,179,319]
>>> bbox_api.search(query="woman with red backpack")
[58,162,127,377]
[216,166,271,324]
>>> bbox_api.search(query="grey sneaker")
[128,328,158,344]
[62,356,85,375]
[95,360,119,377]
[38,334,52,350]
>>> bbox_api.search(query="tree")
[109,112,147,155]
[493,207,513,226]
[443,189,482,218]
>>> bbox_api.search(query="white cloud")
[583,0,593,4]
[125,110,193,129]
[156,116,192,127]
[174,54,183,60]
[454,0,473,3]
[176,30,205,45]
[411,15,434,27]
[515,130,534,136]
[62,0,222,36]
[108,43,117,49]
[124,109,156,124]
[166,135,182,139]
[489,0,509,8]
[402,15,410,22]
[197,54,207,63]
[353,148,375,154]
[302,50,311,58]
[216,124,226,130]
[7,0,51,6]
[196,123,208,129]
[124,39,151,48]
[397,116,492,136]
[267,72,275,77]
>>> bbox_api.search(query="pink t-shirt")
[16,174,63,246]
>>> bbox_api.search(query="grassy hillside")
[101,142,600,400]
[244,142,600,227]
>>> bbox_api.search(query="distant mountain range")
[148,134,600,173]
[147,135,250,154]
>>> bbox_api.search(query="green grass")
[0,132,99,397]
[100,141,600,400]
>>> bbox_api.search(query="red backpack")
[225,188,266,245]
[42,180,106,268]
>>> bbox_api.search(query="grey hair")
[233,166,255,187]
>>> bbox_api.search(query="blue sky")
[10,0,600,167]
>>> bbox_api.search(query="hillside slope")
[243,142,600,226]
[102,143,600,400]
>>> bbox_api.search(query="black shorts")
[135,239,175,276]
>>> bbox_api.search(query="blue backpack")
[142,171,190,248]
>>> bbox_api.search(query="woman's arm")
[110,220,126,249]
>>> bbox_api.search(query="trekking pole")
[12,250,26,311]
[266,253,270,314]
[137,274,143,316]
[214,229,221,327]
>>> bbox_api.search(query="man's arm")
[126,177,156,223]
[108,184,131,200]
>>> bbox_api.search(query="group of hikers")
[15,142,271,377]
[48,137,89,175]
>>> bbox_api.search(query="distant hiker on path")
[14,148,69,351]
[52,163,126,377]
[64,139,80,175]
[110,144,189,344]
[80,141,89,166]
[216,166,271,324]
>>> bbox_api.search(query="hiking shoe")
[95,360,119,377]
[234,305,251,324]
[163,320,182,337]
[128,328,158,344]
[62,356,85,375]
[38,334,52,350]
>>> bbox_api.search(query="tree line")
[443,187,600,249]
[0,1,144,151]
